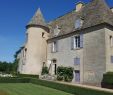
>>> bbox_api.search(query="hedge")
[102,72,113,84]
[101,72,113,89]
[0,77,113,95]
[0,77,30,83]
[30,79,113,95]
[16,74,39,78]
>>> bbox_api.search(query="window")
[74,57,80,65]
[75,19,83,29]
[42,32,45,38]
[51,41,58,52]
[71,34,83,49]
[53,25,61,36]
[110,36,113,47]
[111,56,113,63]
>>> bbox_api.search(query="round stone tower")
[23,8,49,75]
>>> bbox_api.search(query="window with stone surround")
[75,19,83,29]
[51,41,58,53]
[74,57,80,65]
[111,56,113,63]
[71,34,83,49]
[110,36,113,47]
[53,25,61,36]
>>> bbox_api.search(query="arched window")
[75,19,83,29]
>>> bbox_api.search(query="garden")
[0,77,113,95]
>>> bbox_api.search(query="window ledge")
[72,47,83,50]
[51,51,58,53]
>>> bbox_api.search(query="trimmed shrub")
[57,66,73,82]
[0,77,30,83]
[16,74,39,78]
[0,77,113,95]
[101,72,113,89]
[41,67,49,75]
[102,72,113,84]
[30,79,113,95]
[57,75,63,81]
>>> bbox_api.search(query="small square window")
[74,58,80,65]
[111,56,113,63]
[110,36,113,47]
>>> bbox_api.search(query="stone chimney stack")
[76,1,84,12]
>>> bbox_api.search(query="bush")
[41,67,49,75]
[0,77,30,83]
[30,79,113,95]
[101,72,113,89]
[57,75,63,81]
[102,72,113,84]
[57,66,73,82]
[16,74,39,78]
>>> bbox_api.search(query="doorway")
[75,70,80,83]
[52,59,57,75]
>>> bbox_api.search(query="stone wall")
[19,27,49,75]
[105,28,113,72]
[47,28,107,84]
[83,28,106,84]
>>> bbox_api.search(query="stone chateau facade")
[17,0,113,85]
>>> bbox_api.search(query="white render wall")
[20,27,49,75]
[105,28,113,72]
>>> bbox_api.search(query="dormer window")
[75,19,83,29]
[53,25,61,36]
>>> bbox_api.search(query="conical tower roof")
[27,8,46,27]
[81,0,113,28]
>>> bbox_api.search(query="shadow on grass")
[0,90,8,95]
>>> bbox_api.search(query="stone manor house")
[17,0,113,85]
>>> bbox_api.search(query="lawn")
[0,83,72,95]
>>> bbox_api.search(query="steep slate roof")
[48,0,113,38]
[27,8,46,27]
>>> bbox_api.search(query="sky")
[0,0,113,62]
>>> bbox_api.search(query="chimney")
[76,1,84,12]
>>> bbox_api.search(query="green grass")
[0,83,72,95]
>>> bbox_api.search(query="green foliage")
[0,77,30,83]
[0,77,113,95]
[102,72,113,84]
[30,79,113,95]
[16,74,39,78]
[57,66,73,82]
[57,75,63,81]
[0,61,13,73]
[0,59,19,74]
[41,66,49,75]
[0,90,8,95]
[0,83,71,95]
[12,59,19,74]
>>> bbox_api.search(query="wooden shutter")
[80,34,83,48]
[71,37,74,50]
[56,41,58,52]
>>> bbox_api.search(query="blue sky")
[0,0,113,62]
